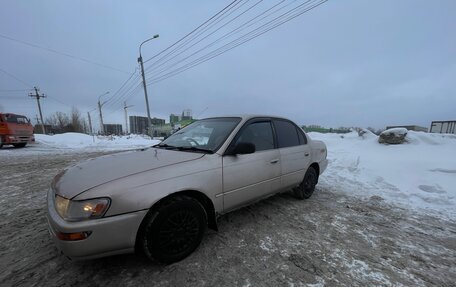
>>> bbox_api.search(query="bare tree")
[46,111,69,132]
[44,108,90,134]
[70,107,84,133]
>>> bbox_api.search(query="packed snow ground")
[309,130,456,219]
[1,131,455,285]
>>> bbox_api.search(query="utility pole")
[87,111,93,135]
[123,101,134,134]
[29,87,46,134]
[97,91,109,135]
[138,34,159,136]
[98,100,104,135]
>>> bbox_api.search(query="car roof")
[203,114,293,122]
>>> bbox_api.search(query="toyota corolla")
[47,115,328,263]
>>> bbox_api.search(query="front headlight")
[55,195,111,221]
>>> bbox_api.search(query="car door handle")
[270,159,279,164]
[304,153,310,157]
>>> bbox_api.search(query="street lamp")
[97,91,110,135]
[138,34,159,136]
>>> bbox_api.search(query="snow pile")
[309,131,456,218]
[381,127,408,135]
[35,133,160,151]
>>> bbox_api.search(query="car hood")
[53,148,204,199]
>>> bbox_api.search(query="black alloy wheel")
[140,195,207,264]
[293,166,318,199]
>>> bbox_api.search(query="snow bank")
[35,133,160,151]
[309,131,456,218]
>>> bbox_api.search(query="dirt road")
[0,150,455,286]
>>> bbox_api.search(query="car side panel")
[279,145,311,190]
[222,149,281,212]
[309,139,328,174]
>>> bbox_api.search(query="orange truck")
[0,113,35,148]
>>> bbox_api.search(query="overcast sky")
[0,0,454,130]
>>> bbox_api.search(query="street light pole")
[138,34,159,136]
[123,101,134,134]
[97,91,110,135]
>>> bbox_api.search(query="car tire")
[0,136,3,149]
[293,166,318,199]
[13,143,27,148]
[140,195,207,264]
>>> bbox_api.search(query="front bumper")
[46,188,148,260]
[3,135,35,144]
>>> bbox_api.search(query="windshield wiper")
[176,146,214,154]
[153,143,178,149]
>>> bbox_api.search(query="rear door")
[222,119,281,212]
[273,119,311,190]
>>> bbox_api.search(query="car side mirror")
[231,142,255,155]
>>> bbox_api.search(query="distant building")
[129,116,148,134]
[386,125,428,132]
[151,117,165,125]
[103,124,122,135]
[151,124,173,138]
[169,113,180,124]
[129,115,166,134]
[181,109,193,121]
[429,120,456,134]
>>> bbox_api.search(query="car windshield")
[157,117,241,153]
[5,114,29,124]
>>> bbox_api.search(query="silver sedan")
[47,115,328,263]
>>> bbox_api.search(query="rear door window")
[273,120,300,148]
[297,127,307,144]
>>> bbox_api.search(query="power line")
[146,0,310,79]
[104,76,142,109]
[0,67,33,88]
[103,69,139,106]
[144,0,306,81]
[105,0,246,112]
[46,95,74,108]
[146,0,327,85]
[143,0,290,77]
[144,0,249,72]
[0,33,130,74]
[144,0,262,75]
[0,89,30,92]
[0,95,28,99]
[92,0,327,113]
[143,0,241,65]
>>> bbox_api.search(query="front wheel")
[293,166,318,199]
[140,195,207,264]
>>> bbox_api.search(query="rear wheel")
[140,195,207,264]
[293,166,318,199]
[13,143,27,148]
